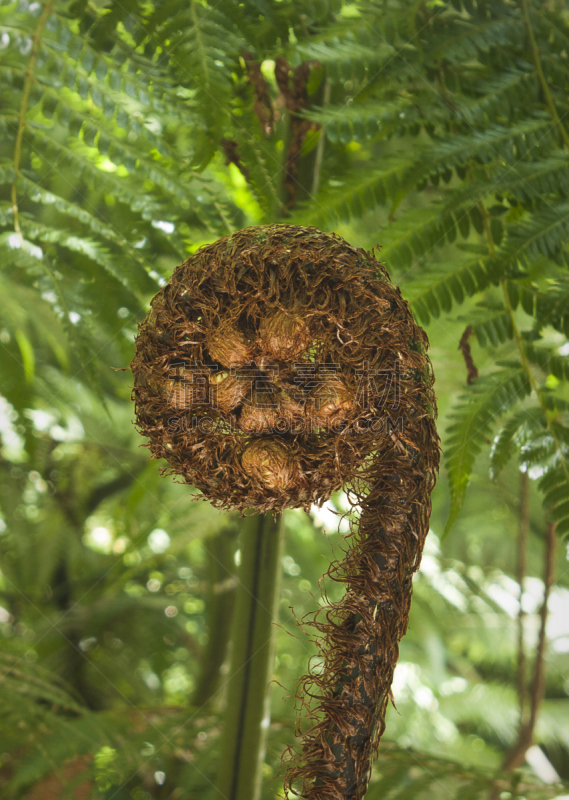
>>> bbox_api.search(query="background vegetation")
[1,0,569,798]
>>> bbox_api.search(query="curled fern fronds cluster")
[130,224,440,798]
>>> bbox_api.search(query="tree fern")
[2,1,569,797]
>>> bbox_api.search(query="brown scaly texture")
[129,224,440,799]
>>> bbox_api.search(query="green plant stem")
[502,521,557,771]
[515,470,529,726]
[215,512,285,800]
[191,522,238,709]
[520,0,569,152]
[11,0,55,241]
[8,0,75,341]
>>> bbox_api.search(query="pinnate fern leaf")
[445,367,530,535]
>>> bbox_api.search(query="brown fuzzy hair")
[130,224,440,799]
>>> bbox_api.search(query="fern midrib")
[11,0,56,240]
[521,0,569,152]
[5,0,86,364]
[189,0,210,93]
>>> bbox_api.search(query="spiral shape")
[130,224,439,799]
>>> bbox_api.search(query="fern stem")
[189,0,210,92]
[526,520,556,736]
[191,523,238,709]
[8,0,85,360]
[501,282,546,412]
[515,470,529,725]
[478,201,495,257]
[520,0,569,152]
[502,520,556,771]
[11,0,55,241]
[215,512,284,800]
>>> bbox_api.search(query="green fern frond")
[444,367,530,535]
[489,406,546,478]
[18,179,159,289]
[408,256,492,325]
[426,11,526,65]
[303,98,411,143]
[471,310,513,349]
[0,0,237,395]
[457,67,539,126]
[380,206,456,270]
[447,154,569,220]
[12,125,175,219]
[402,119,558,197]
[20,219,150,302]
[490,407,547,479]
[305,67,539,143]
[141,1,240,169]
[226,110,282,218]
[0,240,106,397]
[293,38,394,83]
[494,204,569,273]
[526,344,569,383]
[295,157,412,226]
[539,460,569,537]
[533,277,569,336]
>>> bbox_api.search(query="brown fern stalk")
[284,377,437,799]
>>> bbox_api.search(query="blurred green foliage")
[1,0,569,797]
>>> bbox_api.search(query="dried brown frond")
[459,325,479,385]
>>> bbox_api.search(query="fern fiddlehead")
[130,224,440,799]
